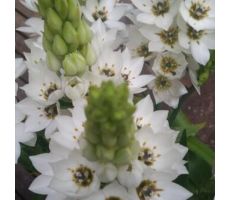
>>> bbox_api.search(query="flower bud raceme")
[83,81,140,166]
[37,0,96,76]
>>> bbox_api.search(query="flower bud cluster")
[38,0,96,76]
[83,81,139,166]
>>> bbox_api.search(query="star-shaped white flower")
[177,14,214,65]
[91,19,118,57]
[134,95,170,132]
[129,169,192,200]
[91,47,154,94]
[139,24,182,53]
[20,0,38,12]
[16,97,60,138]
[149,75,187,108]
[21,61,64,106]
[83,0,132,30]
[29,150,100,199]
[51,99,86,150]
[136,127,188,178]
[152,52,188,79]
[126,25,154,60]
[179,0,215,31]
[131,0,180,30]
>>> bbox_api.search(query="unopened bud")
[62,21,79,45]
[47,8,63,33]
[114,147,132,165]
[68,0,81,27]
[42,36,52,51]
[63,52,87,76]
[38,0,53,17]
[78,20,92,45]
[55,0,68,20]
[52,35,68,56]
[81,44,97,66]
[47,50,62,72]
[44,23,53,42]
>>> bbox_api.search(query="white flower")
[136,127,188,178]
[179,0,215,31]
[21,61,64,106]
[177,14,214,65]
[16,97,59,138]
[15,122,36,163]
[64,76,89,102]
[139,24,182,53]
[149,75,187,108]
[83,181,131,200]
[129,169,192,200]
[83,0,131,30]
[152,52,187,79]
[131,0,180,30]
[51,99,86,150]
[187,55,201,95]
[91,19,118,57]
[134,95,170,132]
[20,0,38,12]
[17,17,44,36]
[30,150,100,199]
[126,25,154,60]
[91,47,154,94]
[117,160,144,188]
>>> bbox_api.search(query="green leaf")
[172,111,206,137]
[187,137,214,166]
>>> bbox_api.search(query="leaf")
[187,137,214,166]
[172,111,206,137]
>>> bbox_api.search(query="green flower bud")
[52,35,68,56]
[62,21,79,45]
[44,23,53,42]
[96,145,115,161]
[82,143,97,161]
[47,8,63,33]
[38,0,53,17]
[78,20,92,45]
[63,52,87,76]
[114,147,132,165]
[67,0,81,27]
[54,0,68,20]
[42,35,52,51]
[47,50,62,72]
[81,44,97,66]
[101,132,117,148]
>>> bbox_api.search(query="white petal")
[191,41,210,65]
[29,175,53,195]
[137,13,155,24]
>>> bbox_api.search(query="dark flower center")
[152,0,170,16]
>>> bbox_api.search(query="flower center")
[187,25,204,40]
[92,7,108,22]
[99,64,116,77]
[138,148,155,166]
[160,56,179,75]
[70,166,94,187]
[44,104,58,119]
[40,82,58,100]
[106,197,122,200]
[136,44,151,58]
[136,180,163,200]
[189,2,210,20]
[152,0,170,16]
[157,27,179,48]
[154,75,171,91]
